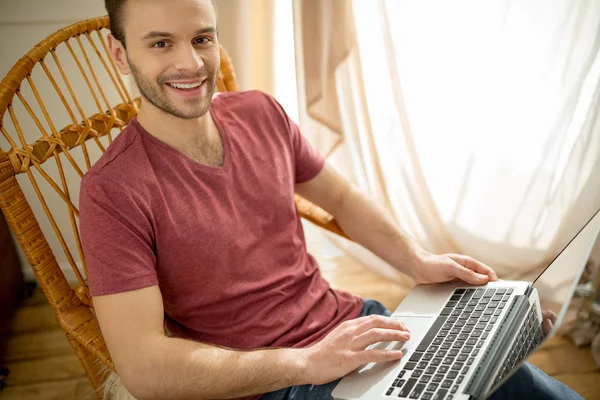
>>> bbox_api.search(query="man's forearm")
[333,186,423,276]
[126,336,307,400]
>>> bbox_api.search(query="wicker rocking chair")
[0,16,347,399]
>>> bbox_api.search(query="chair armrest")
[294,194,349,240]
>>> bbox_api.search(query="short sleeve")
[261,92,325,183]
[79,173,158,296]
[288,117,326,183]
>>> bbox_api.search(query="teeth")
[169,82,201,89]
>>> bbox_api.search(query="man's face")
[111,0,220,120]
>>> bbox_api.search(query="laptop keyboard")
[492,304,544,386]
[385,287,513,399]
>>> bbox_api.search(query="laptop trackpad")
[333,316,433,399]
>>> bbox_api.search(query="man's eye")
[194,37,210,45]
[152,41,168,48]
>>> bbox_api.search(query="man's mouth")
[167,81,203,90]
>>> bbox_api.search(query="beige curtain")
[293,0,600,297]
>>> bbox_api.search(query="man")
[79,0,581,399]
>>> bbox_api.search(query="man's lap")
[260,299,583,400]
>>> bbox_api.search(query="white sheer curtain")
[293,0,600,290]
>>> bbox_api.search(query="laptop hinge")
[464,295,529,399]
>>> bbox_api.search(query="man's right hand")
[301,315,411,385]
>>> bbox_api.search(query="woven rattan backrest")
[0,16,238,311]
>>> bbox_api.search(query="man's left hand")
[410,251,499,285]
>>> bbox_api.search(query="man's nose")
[173,44,204,72]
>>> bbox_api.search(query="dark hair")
[104,0,127,47]
[104,0,218,49]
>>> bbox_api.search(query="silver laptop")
[332,206,600,400]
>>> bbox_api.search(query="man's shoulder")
[81,121,149,193]
[212,90,283,115]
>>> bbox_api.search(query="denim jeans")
[261,299,583,400]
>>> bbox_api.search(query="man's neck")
[136,101,213,150]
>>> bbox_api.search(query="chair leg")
[68,335,108,399]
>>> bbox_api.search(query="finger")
[357,348,404,365]
[452,262,489,285]
[352,328,411,350]
[543,318,553,335]
[354,315,409,335]
[542,310,557,322]
[448,254,498,282]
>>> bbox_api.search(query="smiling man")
[79,1,582,399]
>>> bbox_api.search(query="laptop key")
[483,308,494,316]
[496,288,506,295]
[427,345,439,353]
[441,307,454,316]
[438,365,449,373]
[448,349,459,356]
[467,357,475,366]
[471,330,483,338]
[458,333,469,341]
[409,384,426,399]
[427,383,439,392]
[450,328,462,335]
[455,303,466,310]
[441,380,453,389]
[488,301,499,308]
[393,379,401,386]
[410,352,424,362]
[451,385,459,394]
[451,362,464,370]
[447,317,458,323]
[437,350,447,358]
[473,349,480,356]
[420,375,432,384]
[461,345,474,353]
[484,289,495,298]
[445,301,457,309]
[491,316,498,324]
[462,289,476,301]
[432,338,444,345]
[386,387,394,396]
[486,324,494,332]
[399,370,406,378]
[395,379,406,388]
[492,294,503,301]
[468,299,479,307]
[455,321,466,328]
[443,357,455,365]
[455,289,466,294]
[412,369,423,378]
[480,298,490,305]
[450,294,462,302]
[506,288,514,294]
[451,310,462,317]
[477,340,485,348]
[452,341,465,348]
[433,389,448,400]
[432,374,444,383]
[426,367,437,375]
[494,309,502,316]
[431,358,442,366]
[422,392,434,400]
[466,338,477,346]
[473,289,485,299]
[442,323,453,330]
[448,370,458,379]
[457,375,465,383]
[462,326,474,333]
[417,362,428,370]
[405,362,417,371]
[463,306,474,313]
[457,354,467,362]
[475,304,486,311]
[423,353,434,361]
[441,343,452,350]
[398,378,417,398]
[462,366,470,375]
[482,332,489,340]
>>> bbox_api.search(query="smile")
[168,82,202,90]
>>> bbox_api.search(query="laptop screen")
[484,207,600,399]
[532,206,600,337]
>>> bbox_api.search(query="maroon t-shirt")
[80,90,363,356]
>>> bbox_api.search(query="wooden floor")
[1,224,599,399]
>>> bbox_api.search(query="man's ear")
[107,33,131,75]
